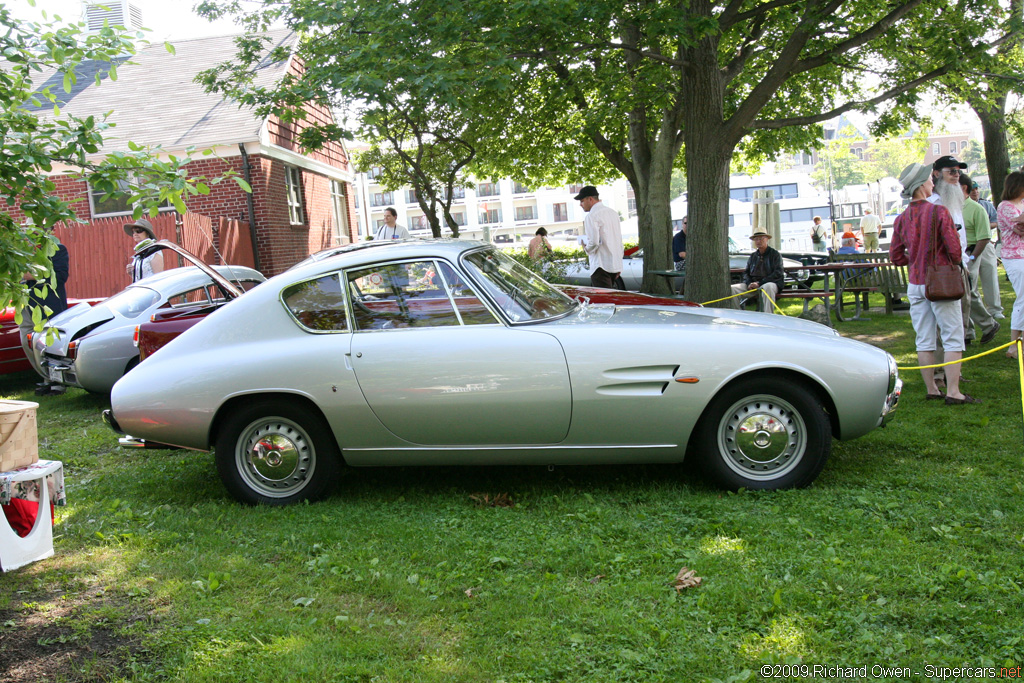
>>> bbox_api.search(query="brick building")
[12,27,354,295]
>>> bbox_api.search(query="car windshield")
[104,286,161,319]
[462,249,577,323]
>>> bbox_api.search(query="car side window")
[347,260,462,330]
[282,273,348,332]
[436,262,498,325]
[166,286,213,308]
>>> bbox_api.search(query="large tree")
[0,5,239,329]
[200,0,1010,303]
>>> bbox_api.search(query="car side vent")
[69,318,114,342]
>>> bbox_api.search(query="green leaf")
[165,41,176,55]
[234,177,252,193]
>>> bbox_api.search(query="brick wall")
[3,152,357,278]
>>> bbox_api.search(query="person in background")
[859,208,881,252]
[20,225,69,396]
[574,185,623,289]
[375,208,410,241]
[673,217,687,271]
[969,181,1003,320]
[810,215,827,252]
[528,227,552,260]
[730,228,783,313]
[959,173,1000,345]
[890,162,976,404]
[125,218,164,283]
[837,231,860,254]
[995,171,1024,359]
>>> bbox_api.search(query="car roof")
[285,239,491,280]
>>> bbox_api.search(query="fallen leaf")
[464,587,478,598]
[469,493,515,508]
[589,575,606,584]
[672,566,702,592]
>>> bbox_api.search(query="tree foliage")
[0,5,239,326]
[199,0,1012,302]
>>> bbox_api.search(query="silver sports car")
[104,240,900,505]
[33,242,264,394]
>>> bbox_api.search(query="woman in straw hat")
[890,162,977,405]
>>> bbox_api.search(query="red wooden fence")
[55,213,255,299]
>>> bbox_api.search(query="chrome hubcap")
[718,394,806,480]
[237,418,314,497]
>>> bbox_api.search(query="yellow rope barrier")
[900,340,1017,370]
[701,288,786,314]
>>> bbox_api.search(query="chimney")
[83,1,143,33]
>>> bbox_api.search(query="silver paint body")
[33,259,264,393]
[109,240,898,465]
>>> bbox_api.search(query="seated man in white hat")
[730,228,784,312]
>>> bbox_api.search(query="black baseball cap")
[932,155,967,171]
[573,185,599,201]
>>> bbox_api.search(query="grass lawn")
[1,283,1022,682]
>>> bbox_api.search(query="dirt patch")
[0,585,151,683]
[846,332,900,347]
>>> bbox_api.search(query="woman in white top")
[375,208,410,241]
[124,218,164,282]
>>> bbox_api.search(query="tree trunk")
[636,151,676,295]
[972,94,1010,203]
[680,14,734,307]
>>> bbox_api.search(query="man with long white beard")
[927,155,1000,345]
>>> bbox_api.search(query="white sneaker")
[993,312,1006,319]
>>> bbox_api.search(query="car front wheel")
[695,378,830,490]
[215,400,340,505]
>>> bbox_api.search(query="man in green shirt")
[960,174,1000,344]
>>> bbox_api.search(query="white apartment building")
[350,169,635,244]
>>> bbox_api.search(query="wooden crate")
[0,401,39,473]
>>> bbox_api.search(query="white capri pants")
[907,284,965,352]
[1002,257,1024,332]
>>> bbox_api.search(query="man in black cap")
[573,185,623,289]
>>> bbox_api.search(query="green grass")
[2,280,1023,682]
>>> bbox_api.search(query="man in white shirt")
[574,185,623,289]
[859,208,881,252]
[375,208,410,241]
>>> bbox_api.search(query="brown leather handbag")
[924,204,965,302]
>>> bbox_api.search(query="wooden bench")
[829,253,909,320]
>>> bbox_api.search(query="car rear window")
[105,287,161,319]
[282,273,348,332]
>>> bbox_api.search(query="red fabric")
[890,200,962,285]
[2,498,53,538]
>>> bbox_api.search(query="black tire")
[694,378,830,490]
[215,399,341,505]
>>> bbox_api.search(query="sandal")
[945,394,982,405]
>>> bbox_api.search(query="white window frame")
[330,180,350,245]
[285,165,306,225]
[88,177,174,218]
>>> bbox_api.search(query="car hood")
[40,301,120,354]
[557,301,838,337]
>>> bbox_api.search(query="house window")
[371,191,394,207]
[284,166,305,225]
[514,206,536,221]
[960,140,968,152]
[513,182,531,194]
[553,203,568,222]
[367,166,383,180]
[932,143,940,155]
[410,215,429,230]
[851,147,863,159]
[480,208,501,224]
[407,189,419,204]
[949,141,957,154]
[567,184,583,194]
[627,198,637,216]
[330,180,350,245]
[88,178,172,218]
[449,211,466,226]
[477,182,500,197]
[446,187,466,201]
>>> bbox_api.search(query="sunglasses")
[132,228,147,234]
[943,168,961,175]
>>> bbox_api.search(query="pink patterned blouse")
[997,200,1024,261]
[889,200,961,285]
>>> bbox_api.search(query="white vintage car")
[32,243,264,394]
[104,240,900,505]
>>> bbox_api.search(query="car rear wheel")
[695,378,830,490]
[215,400,340,505]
